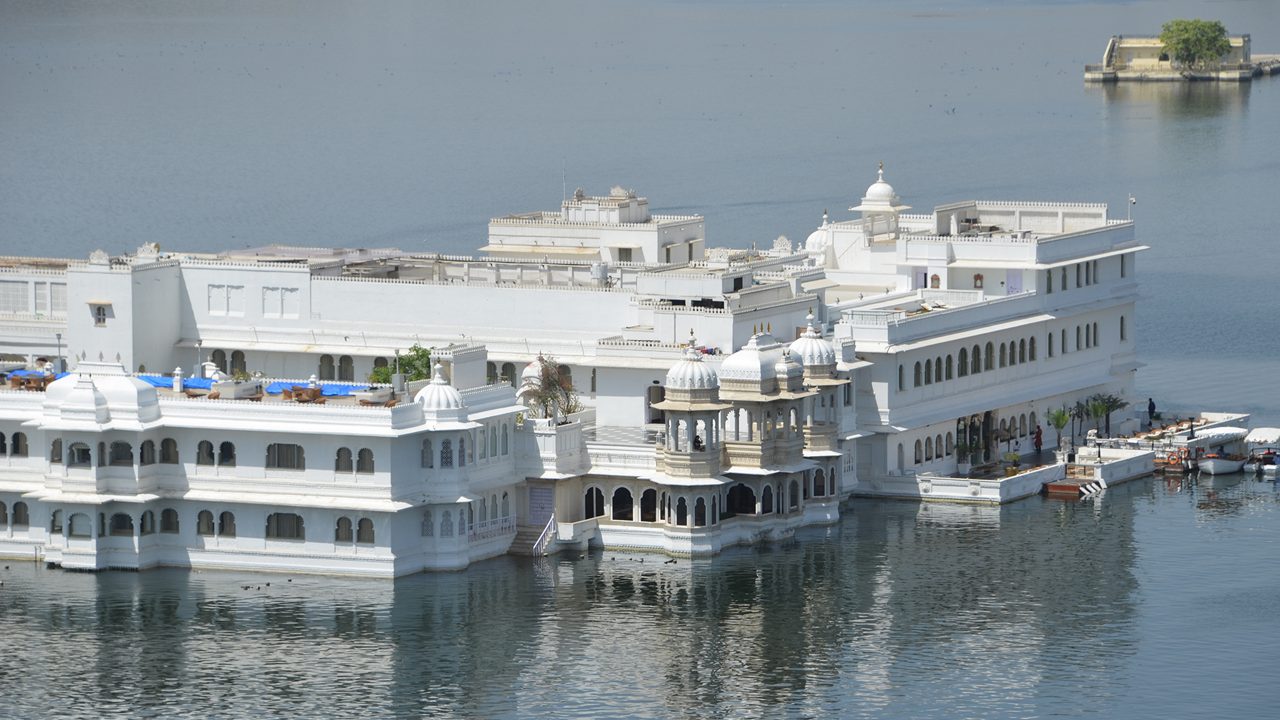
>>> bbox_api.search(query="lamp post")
[194,341,202,378]
[55,332,62,372]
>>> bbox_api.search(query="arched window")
[335,516,353,542]
[971,345,981,374]
[761,485,774,515]
[50,510,63,534]
[421,511,434,537]
[1048,333,1055,357]
[266,443,305,470]
[694,497,707,526]
[945,356,953,380]
[1019,338,1027,363]
[914,439,923,464]
[98,442,106,466]
[611,488,633,521]
[501,362,516,387]
[160,438,179,464]
[584,487,604,519]
[218,442,236,467]
[1121,315,1127,341]
[984,342,994,370]
[421,438,433,468]
[896,443,904,472]
[458,438,467,467]
[1061,267,1068,289]
[501,492,510,518]
[924,359,932,385]
[1030,336,1037,361]
[196,440,215,466]
[11,432,27,457]
[1062,328,1067,352]
[50,438,63,464]
[0,502,6,527]
[266,512,304,540]
[338,355,354,382]
[813,469,825,497]
[973,273,984,289]
[335,447,353,473]
[230,350,246,374]
[440,439,453,468]
[930,274,940,289]
[898,365,904,391]
[789,480,800,510]
[110,513,134,537]
[68,442,92,467]
[69,513,92,538]
[441,511,454,537]
[712,496,718,525]
[501,424,509,455]
[105,441,131,467]
[1046,271,1053,293]
[958,348,968,377]
[489,425,498,457]
[913,362,921,388]
[641,489,657,522]
[1076,325,1082,351]
[160,509,179,533]
[219,511,236,537]
[999,343,1007,368]
[676,498,688,526]
[946,432,954,456]
[357,518,375,544]
[140,510,155,535]
[319,354,335,380]
[211,349,227,374]
[479,427,487,460]
[0,434,6,454]
[1093,322,1099,346]
[139,440,155,465]
[925,437,933,461]
[356,449,374,474]
[197,510,214,536]
[11,501,28,527]
[1020,414,1028,437]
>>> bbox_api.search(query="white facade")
[0,169,1143,575]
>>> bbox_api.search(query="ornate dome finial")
[430,361,447,385]
[878,160,884,180]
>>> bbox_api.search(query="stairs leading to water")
[509,524,549,556]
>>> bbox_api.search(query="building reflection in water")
[0,484,1161,718]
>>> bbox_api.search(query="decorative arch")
[356,448,374,474]
[584,487,604,519]
[611,487,634,520]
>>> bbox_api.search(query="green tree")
[1091,393,1130,437]
[1087,397,1109,435]
[1159,19,1232,71]
[519,355,581,419]
[1047,407,1071,450]
[368,343,432,384]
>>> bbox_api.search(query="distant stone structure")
[1085,34,1280,82]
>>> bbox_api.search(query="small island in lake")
[1086,19,1280,82]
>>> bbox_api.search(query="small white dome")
[520,360,542,384]
[666,334,719,390]
[850,163,910,214]
[58,375,111,424]
[415,363,464,411]
[43,362,160,423]
[789,313,837,368]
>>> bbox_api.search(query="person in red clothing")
[1034,424,1043,453]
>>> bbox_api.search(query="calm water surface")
[2,475,1278,718]
[3,1,1280,717]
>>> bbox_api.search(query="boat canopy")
[1189,426,1249,442]
[1245,427,1280,445]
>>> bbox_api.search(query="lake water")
[2,0,1280,716]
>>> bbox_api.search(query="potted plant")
[955,440,973,475]
[1002,450,1022,477]
[213,369,264,399]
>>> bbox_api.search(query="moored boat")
[1243,428,1280,474]
[1199,453,1247,475]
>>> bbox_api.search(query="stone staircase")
[509,524,549,556]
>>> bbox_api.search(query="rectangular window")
[282,288,300,318]
[51,283,67,313]
[0,280,27,313]
[1120,255,1127,278]
[266,443,305,470]
[617,247,633,263]
[207,284,228,315]
[34,282,48,314]
[262,287,281,318]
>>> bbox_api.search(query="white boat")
[1187,426,1250,475]
[1243,428,1280,474]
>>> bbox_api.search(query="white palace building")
[0,171,1145,577]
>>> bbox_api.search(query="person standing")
[1034,424,1043,454]
[1147,397,1156,427]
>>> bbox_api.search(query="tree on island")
[1159,19,1232,71]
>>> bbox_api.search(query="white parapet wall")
[1071,446,1156,485]
[858,463,1066,505]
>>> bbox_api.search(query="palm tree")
[1047,407,1071,450]
[1070,400,1090,444]
[1092,393,1130,437]
[1087,397,1108,435]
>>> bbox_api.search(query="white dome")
[850,163,910,214]
[719,332,784,384]
[415,363,464,411]
[864,176,896,202]
[788,313,837,368]
[665,335,719,390]
[520,360,542,384]
[55,375,110,424]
